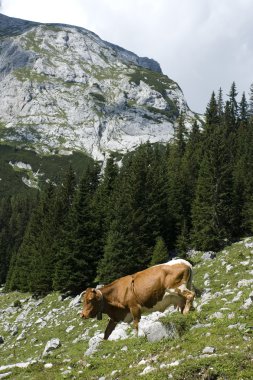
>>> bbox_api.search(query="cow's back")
[131,261,192,309]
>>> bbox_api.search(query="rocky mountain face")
[0,13,197,162]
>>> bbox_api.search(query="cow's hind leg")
[130,305,141,336]
[104,319,117,340]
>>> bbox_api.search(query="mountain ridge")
[0,13,197,159]
[0,13,198,194]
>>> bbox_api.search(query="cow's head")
[80,288,103,320]
[181,290,196,314]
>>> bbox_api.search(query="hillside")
[0,238,252,379]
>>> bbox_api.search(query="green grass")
[128,67,175,97]
[13,67,50,83]
[0,239,253,379]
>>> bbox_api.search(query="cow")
[80,259,195,340]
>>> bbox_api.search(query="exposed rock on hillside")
[0,13,197,161]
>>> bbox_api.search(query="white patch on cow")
[164,259,192,268]
[153,258,192,269]
[142,290,184,314]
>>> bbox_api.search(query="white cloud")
[1,0,253,113]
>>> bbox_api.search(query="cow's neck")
[100,284,125,317]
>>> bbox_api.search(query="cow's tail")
[187,266,193,291]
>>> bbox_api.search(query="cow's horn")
[80,290,86,298]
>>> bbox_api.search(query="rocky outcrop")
[0,13,197,161]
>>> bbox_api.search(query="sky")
[1,0,253,114]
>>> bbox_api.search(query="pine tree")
[191,124,233,251]
[7,191,46,291]
[248,83,253,116]
[4,194,36,289]
[97,143,170,283]
[205,92,219,126]
[53,163,101,293]
[28,183,57,294]
[150,237,168,266]
[227,81,238,125]
[217,87,224,118]
[167,115,190,247]
[239,92,248,122]
[0,197,12,284]
[176,218,190,258]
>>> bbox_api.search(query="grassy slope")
[0,239,252,379]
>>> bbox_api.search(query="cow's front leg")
[130,306,141,336]
[104,319,117,340]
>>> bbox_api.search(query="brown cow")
[81,259,195,339]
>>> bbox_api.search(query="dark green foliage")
[97,143,170,283]
[205,91,219,126]
[249,83,253,116]
[191,97,234,250]
[53,162,101,293]
[0,145,93,197]
[1,194,35,286]
[150,237,168,266]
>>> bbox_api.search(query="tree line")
[1,82,253,294]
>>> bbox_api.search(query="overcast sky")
[1,0,253,113]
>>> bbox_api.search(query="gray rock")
[210,312,224,319]
[237,279,253,288]
[69,295,82,308]
[139,366,156,376]
[241,297,253,310]
[66,325,75,333]
[202,251,216,260]
[85,333,103,356]
[42,338,61,357]
[108,323,130,341]
[232,291,243,302]
[3,307,17,315]
[202,346,216,354]
[139,320,179,342]
[0,372,12,379]
[16,330,26,341]
[10,325,18,336]
[244,241,253,248]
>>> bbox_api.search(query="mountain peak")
[0,13,197,162]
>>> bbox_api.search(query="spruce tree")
[217,87,224,118]
[191,122,234,251]
[248,83,253,117]
[150,237,168,266]
[53,163,101,293]
[239,92,248,122]
[7,191,47,291]
[0,197,12,284]
[205,92,219,126]
[227,81,238,125]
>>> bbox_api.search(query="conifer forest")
[1,82,253,295]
